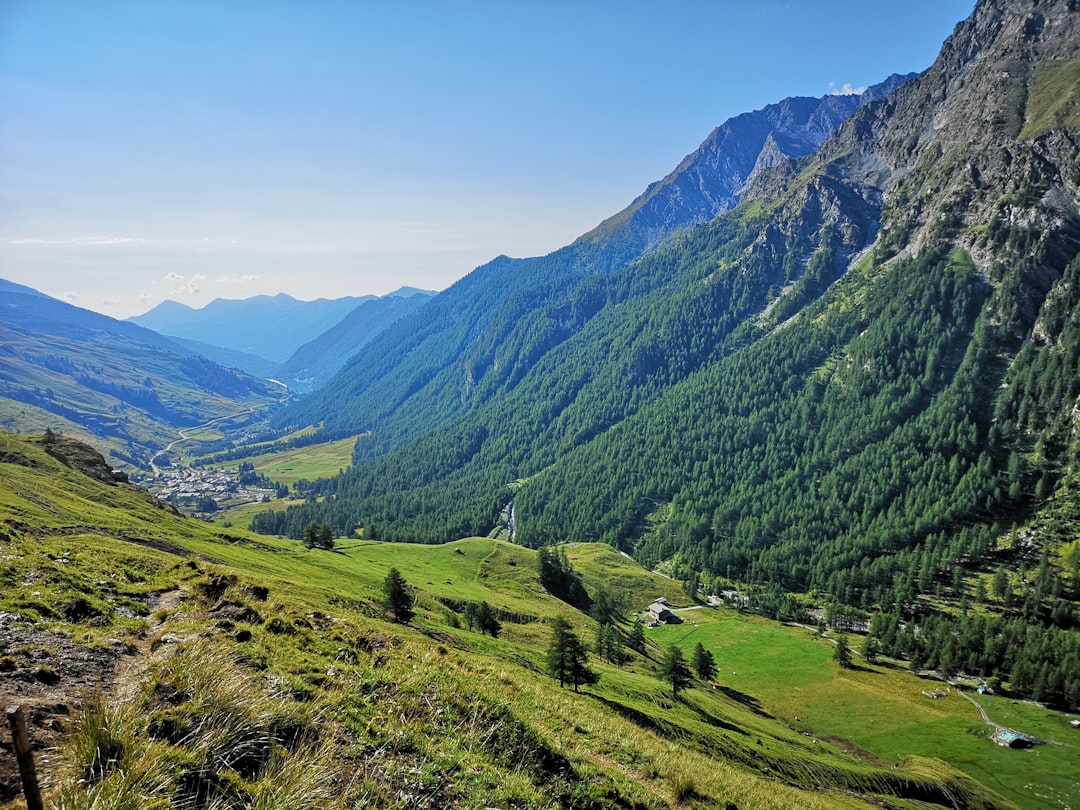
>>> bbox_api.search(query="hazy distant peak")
[0,278,50,298]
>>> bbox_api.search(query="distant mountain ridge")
[131,292,371,364]
[131,288,436,382]
[581,73,915,250]
[0,281,283,468]
[276,289,434,392]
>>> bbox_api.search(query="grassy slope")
[1021,59,1080,138]
[0,328,281,470]
[650,611,1080,810]
[207,435,358,486]
[0,431,1021,810]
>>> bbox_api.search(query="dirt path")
[958,689,1005,732]
[112,589,186,703]
[0,589,185,801]
[0,612,119,800]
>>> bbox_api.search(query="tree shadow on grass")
[843,662,877,674]
[589,693,748,737]
[715,685,774,719]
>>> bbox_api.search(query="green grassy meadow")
[649,608,1080,809]
[206,496,306,527]
[212,435,358,485]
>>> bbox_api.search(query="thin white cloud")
[216,274,260,284]
[163,272,185,282]
[100,297,121,306]
[63,292,78,302]
[82,236,139,246]
[828,82,866,96]
[2,235,143,246]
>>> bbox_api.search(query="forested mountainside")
[0,283,284,468]
[274,288,433,392]
[275,75,911,444]
[258,0,1080,707]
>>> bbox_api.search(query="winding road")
[149,405,262,475]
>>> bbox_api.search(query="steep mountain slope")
[277,77,913,447]
[0,284,284,469]
[259,0,1080,711]
[131,292,369,364]
[274,287,434,392]
[164,335,281,379]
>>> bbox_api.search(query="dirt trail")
[0,589,184,801]
[958,689,1005,733]
[112,589,187,703]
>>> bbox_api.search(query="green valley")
[0,430,1049,809]
[3,0,1080,807]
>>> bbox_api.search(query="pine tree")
[660,645,693,698]
[992,566,1010,602]
[590,586,615,625]
[476,601,501,637]
[462,601,479,631]
[693,641,716,681]
[683,571,700,601]
[302,522,334,550]
[595,623,624,663]
[547,618,598,692]
[383,567,414,623]
[833,635,852,668]
[628,619,646,654]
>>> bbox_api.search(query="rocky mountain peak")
[578,73,916,252]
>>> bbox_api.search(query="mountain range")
[3,0,1080,806]
[271,0,1078,540]
[253,0,1080,709]
[2,0,1077,715]
[131,287,435,390]
[0,282,286,468]
[131,292,370,363]
[275,73,916,447]
[0,280,437,464]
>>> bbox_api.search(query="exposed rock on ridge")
[582,73,915,250]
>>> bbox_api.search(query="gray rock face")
[737,0,1080,337]
[581,73,915,250]
[853,0,1079,294]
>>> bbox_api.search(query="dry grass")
[49,641,339,810]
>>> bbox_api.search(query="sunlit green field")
[206,496,307,527]
[213,435,358,485]
[650,607,1080,810]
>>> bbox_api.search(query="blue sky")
[0,0,975,318]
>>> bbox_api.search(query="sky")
[0,0,976,319]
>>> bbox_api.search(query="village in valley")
[141,465,278,515]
